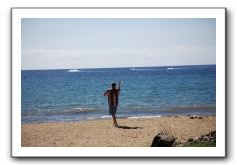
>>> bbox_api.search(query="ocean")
[22,65,216,123]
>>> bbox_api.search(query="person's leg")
[112,114,118,127]
[109,106,118,127]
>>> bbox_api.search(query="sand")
[22,116,216,147]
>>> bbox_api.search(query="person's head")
[112,83,116,90]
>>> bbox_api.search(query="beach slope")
[22,116,215,147]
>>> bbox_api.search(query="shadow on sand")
[116,125,143,129]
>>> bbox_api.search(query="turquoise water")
[22,65,216,123]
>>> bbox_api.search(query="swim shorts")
[109,106,118,115]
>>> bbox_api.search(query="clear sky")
[21,18,216,70]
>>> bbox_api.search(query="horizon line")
[21,64,216,71]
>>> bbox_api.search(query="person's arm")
[104,90,109,96]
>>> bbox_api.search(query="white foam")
[72,107,95,112]
[68,69,80,72]
[128,115,161,119]
[134,106,142,109]
[87,115,111,120]
[100,115,111,119]
[167,67,188,70]
[73,107,84,111]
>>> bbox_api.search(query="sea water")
[22,65,216,123]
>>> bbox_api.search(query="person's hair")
[112,83,116,89]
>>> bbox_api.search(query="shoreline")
[22,114,216,124]
[22,115,216,147]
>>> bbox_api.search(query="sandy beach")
[22,115,215,147]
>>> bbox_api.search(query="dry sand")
[22,116,216,147]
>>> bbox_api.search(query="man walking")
[104,81,121,127]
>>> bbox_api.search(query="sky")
[21,18,216,70]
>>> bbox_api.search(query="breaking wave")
[68,69,80,72]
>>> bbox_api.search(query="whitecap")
[68,69,80,72]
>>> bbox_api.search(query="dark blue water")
[22,65,216,123]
